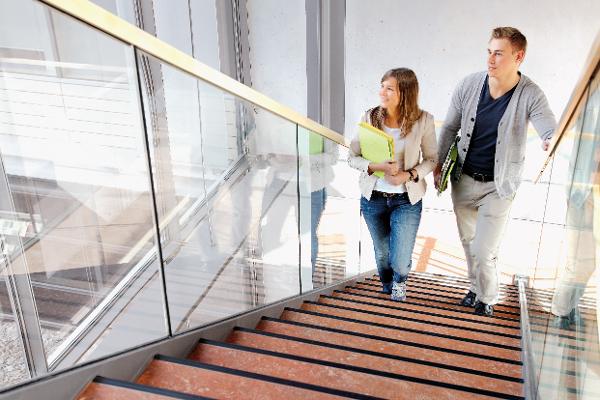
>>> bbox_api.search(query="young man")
[435,27,556,316]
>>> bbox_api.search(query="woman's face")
[379,77,400,110]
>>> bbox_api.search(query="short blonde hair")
[491,27,527,53]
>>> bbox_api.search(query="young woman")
[349,68,437,301]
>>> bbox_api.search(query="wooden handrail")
[38,0,350,148]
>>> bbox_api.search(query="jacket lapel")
[403,120,419,167]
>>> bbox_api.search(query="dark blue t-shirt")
[463,77,517,175]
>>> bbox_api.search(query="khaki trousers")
[451,174,513,305]
[551,188,599,317]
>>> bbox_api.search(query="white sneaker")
[391,281,406,301]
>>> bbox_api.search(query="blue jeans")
[360,192,422,285]
[311,188,327,269]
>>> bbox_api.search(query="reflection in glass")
[137,51,302,332]
[534,75,600,399]
[298,128,361,291]
[0,0,167,383]
[552,80,600,320]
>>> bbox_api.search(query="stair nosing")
[304,300,523,341]
[357,281,522,310]
[194,339,525,400]
[530,328,592,343]
[152,354,383,400]
[362,278,521,304]
[349,285,523,317]
[92,376,214,399]
[404,272,521,291]
[341,287,521,322]
[232,326,524,383]
[330,291,521,329]
[368,276,521,296]
[262,316,523,365]
[280,307,523,353]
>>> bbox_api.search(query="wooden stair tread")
[77,271,530,400]
[226,328,524,397]
[187,340,514,400]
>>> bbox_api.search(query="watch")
[408,169,416,181]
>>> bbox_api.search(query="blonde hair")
[370,68,422,137]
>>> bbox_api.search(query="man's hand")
[433,164,442,189]
[541,138,552,151]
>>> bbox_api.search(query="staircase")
[76,271,525,399]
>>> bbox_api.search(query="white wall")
[246,0,307,155]
[247,0,307,114]
[345,0,600,134]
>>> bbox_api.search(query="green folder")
[309,131,324,154]
[437,136,459,195]
[358,122,394,178]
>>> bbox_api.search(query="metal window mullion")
[296,124,303,293]
[132,48,173,337]
[0,154,48,377]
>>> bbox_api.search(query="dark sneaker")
[474,301,494,316]
[381,282,392,295]
[551,315,573,330]
[459,291,477,307]
[551,307,584,331]
[391,281,407,301]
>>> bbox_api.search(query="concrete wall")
[345,0,600,134]
[246,0,307,155]
[247,0,307,115]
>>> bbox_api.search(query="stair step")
[315,296,522,343]
[362,279,522,308]
[256,317,523,378]
[376,271,521,293]
[187,339,520,399]
[227,328,524,397]
[329,291,521,329]
[137,357,345,399]
[74,271,531,399]
[355,281,522,314]
[77,377,211,399]
[341,287,521,323]
[280,308,522,361]
[301,301,522,348]
[367,275,520,297]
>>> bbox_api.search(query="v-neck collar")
[484,75,519,102]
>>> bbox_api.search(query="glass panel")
[137,51,301,332]
[533,72,600,399]
[0,0,167,384]
[297,129,361,290]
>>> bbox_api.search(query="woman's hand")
[384,171,410,185]
[368,160,399,176]
[385,160,400,176]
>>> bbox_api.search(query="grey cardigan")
[438,71,556,199]
[348,110,438,204]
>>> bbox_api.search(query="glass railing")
[0,0,168,382]
[0,0,360,390]
[2,0,597,395]
[524,41,600,399]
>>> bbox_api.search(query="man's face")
[487,38,524,79]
